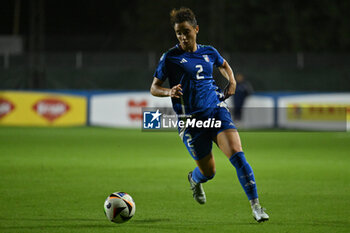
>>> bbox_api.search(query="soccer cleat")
[252,203,269,223]
[188,172,206,204]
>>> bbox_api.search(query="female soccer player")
[150,7,269,222]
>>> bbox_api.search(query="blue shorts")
[179,106,236,160]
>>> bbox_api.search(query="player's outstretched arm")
[150,77,183,98]
[218,60,236,99]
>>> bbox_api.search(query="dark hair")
[170,7,197,27]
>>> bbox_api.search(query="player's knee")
[228,145,243,157]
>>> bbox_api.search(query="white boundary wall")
[240,95,275,129]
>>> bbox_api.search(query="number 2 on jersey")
[185,133,194,148]
[195,65,204,79]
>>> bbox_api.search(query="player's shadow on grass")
[132,218,171,224]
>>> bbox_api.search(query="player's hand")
[169,84,183,98]
[224,81,236,99]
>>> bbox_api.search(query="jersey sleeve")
[211,46,224,67]
[153,53,168,81]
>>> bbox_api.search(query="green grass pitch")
[0,127,349,233]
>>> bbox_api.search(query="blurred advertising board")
[278,94,350,131]
[0,91,87,126]
[90,92,171,127]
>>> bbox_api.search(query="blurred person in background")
[233,73,254,123]
[150,7,269,222]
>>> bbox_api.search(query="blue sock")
[229,152,258,200]
[191,167,215,184]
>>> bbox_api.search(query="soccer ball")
[104,192,136,223]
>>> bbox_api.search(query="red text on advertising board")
[33,98,70,122]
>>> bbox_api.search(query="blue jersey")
[154,44,225,116]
